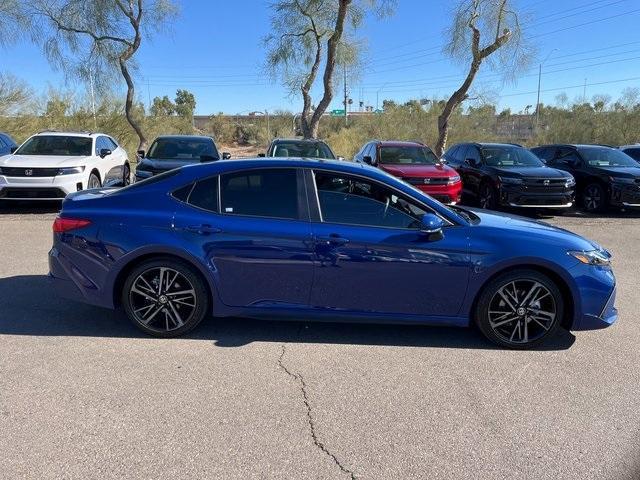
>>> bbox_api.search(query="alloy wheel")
[88,174,101,189]
[583,185,602,211]
[129,267,198,333]
[479,185,494,209]
[487,279,557,345]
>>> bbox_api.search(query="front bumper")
[569,262,618,330]
[610,183,640,208]
[0,173,85,200]
[498,185,575,208]
[412,183,462,205]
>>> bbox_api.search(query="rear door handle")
[317,234,350,246]
[184,224,222,235]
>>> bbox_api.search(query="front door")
[308,170,471,318]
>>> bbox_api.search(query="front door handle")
[316,234,349,246]
[184,224,222,235]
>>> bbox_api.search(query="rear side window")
[189,176,219,212]
[220,168,299,219]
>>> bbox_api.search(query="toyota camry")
[48,159,617,349]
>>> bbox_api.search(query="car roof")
[374,140,426,147]
[536,144,616,149]
[474,142,524,148]
[34,130,105,138]
[271,138,329,144]
[619,144,640,149]
[154,135,214,141]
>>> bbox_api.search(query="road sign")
[330,109,346,116]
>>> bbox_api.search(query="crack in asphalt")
[277,344,357,480]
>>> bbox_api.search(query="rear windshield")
[16,135,93,156]
[379,146,438,165]
[148,138,218,161]
[481,146,544,167]
[114,169,181,194]
[272,141,335,159]
[580,148,638,167]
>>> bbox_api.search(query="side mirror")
[136,149,145,159]
[363,155,374,165]
[100,148,112,158]
[222,152,231,160]
[10,146,17,154]
[258,153,266,158]
[419,213,445,241]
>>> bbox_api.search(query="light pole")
[535,48,558,128]
[376,82,389,111]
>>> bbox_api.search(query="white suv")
[0,131,130,200]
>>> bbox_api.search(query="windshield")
[481,146,544,168]
[580,148,638,167]
[379,146,439,165]
[15,135,93,156]
[272,141,335,159]
[147,138,218,161]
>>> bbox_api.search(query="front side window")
[481,146,544,168]
[379,146,438,165]
[16,135,93,156]
[314,171,429,229]
[579,147,639,167]
[272,141,335,159]
[221,168,299,219]
[147,138,218,161]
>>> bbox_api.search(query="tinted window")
[551,149,580,167]
[623,148,640,161]
[444,145,460,165]
[579,147,637,167]
[16,135,93,156]
[531,147,554,161]
[221,168,298,219]
[466,145,481,165]
[188,176,219,212]
[272,141,335,159]
[481,146,544,167]
[148,137,218,161]
[379,146,438,165]
[314,172,428,229]
[106,137,119,150]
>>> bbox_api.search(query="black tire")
[475,269,563,349]
[479,182,497,210]
[121,257,210,338]
[582,183,607,213]
[87,172,101,190]
[122,163,131,186]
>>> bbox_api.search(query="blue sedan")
[48,158,618,349]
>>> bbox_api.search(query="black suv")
[442,142,575,210]
[531,144,640,212]
[135,135,230,181]
[260,138,338,159]
[619,145,640,164]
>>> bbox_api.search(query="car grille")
[403,177,451,186]
[0,167,60,177]
[522,178,568,193]
[0,187,67,199]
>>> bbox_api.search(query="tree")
[150,95,175,116]
[266,0,395,139]
[0,73,32,115]
[35,0,178,150]
[434,0,531,156]
[174,89,196,118]
[0,1,32,47]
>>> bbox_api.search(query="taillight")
[52,217,92,233]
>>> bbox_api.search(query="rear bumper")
[0,173,85,200]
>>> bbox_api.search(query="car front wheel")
[479,183,497,210]
[582,183,607,212]
[122,258,210,337]
[87,172,101,189]
[475,270,563,349]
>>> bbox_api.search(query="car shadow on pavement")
[0,275,576,351]
[0,200,61,215]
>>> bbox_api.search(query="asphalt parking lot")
[0,203,639,480]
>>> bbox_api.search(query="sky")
[4,0,640,115]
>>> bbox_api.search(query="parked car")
[354,140,462,204]
[0,132,18,156]
[0,130,129,200]
[135,135,230,182]
[619,144,640,163]
[442,142,575,210]
[260,138,339,159]
[49,158,617,349]
[531,144,640,212]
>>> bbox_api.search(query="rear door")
[173,167,315,308]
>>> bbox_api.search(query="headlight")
[609,176,636,184]
[57,166,85,175]
[498,176,523,185]
[565,177,576,187]
[447,175,461,185]
[568,249,612,267]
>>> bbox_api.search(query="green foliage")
[150,95,175,116]
[175,89,196,118]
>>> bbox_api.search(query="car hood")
[591,166,640,178]
[468,207,600,251]
[0,154,91,167]
[487,166,571,179]
[138,158,209,171]
[380,163,455,178]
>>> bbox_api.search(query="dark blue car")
[0,132,18,156]
[48,159,617,349]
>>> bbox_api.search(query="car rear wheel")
[479,183,497,210]
[475,270,563,349]
[582,183,606,212]
[122,258,210,338]
[87,172,101,189]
